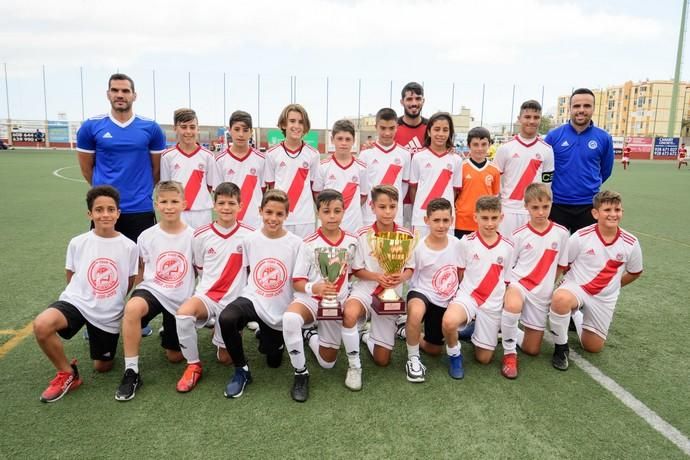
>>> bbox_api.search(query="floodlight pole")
[3,63,9,122]
[80,67,85,121]
[451,82,455,114]
[509,84,516,134]
[668,0,687,136]
[480,83,485,126]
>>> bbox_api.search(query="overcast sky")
[1,0,688,128]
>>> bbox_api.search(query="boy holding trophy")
[282,189,358,402]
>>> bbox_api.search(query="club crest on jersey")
[394,158,401,165]
[536,153,542,160]
[87,258,119,298]
[351,176,358,183]
[198,163,205,171]
[616,253,624,261]
[250,168,257,175]
[254,258,287,295]
[154,251,188,288]
[484,175,493,186]
[432,264,459,298]
[446,164,452,171]
[236,245,243,253]
[302,161,309,169]
[497,256,504,265]
[588,140,598,150]
[551,242,558,250]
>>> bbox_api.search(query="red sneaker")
[40,359,82,403]
[176,363,203,393]
[501,354,518,379]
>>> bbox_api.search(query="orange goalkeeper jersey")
[454,159,501,231]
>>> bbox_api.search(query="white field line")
[52,166,86,183]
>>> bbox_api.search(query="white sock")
[516,328,525,348]
[176,315,200,364]
[124,356,139,374]
[571,309,584,339]
[501,310,521,354]
[446,343,461,357]
[307,332,335,369]
[363,332,375,357]
[342,326,361,369]
[406,343,420,359]
[282,312,306,372]
[548,309,570,346]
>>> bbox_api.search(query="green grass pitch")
[0,150,689,458]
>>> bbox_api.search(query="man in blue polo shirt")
[545,88,614,233]
[77,73,167,242]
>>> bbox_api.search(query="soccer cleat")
[141,324,153,337]
[552,343,570,371]
[290,372,310,402]
[501,354,518,379]
[405,357,426,383]
[224,367,253,398]
[458,322,475,342]
[360,331,370,346]
[448,353,464,379]
[40,359,82,403]
[302,327,317,342]
[345,367,362,391]
[115,369,142,401]
[176,363,203,392]
[395,324,406,341]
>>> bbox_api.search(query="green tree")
[539,114,554,135]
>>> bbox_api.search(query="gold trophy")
[314,247,350,320]
[368,230,418,315]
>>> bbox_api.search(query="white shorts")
[195,294,227,348]
[621,158,630,163]
[316,319,343,350]
[556,281,615,340]
[348,286,399,351]
[450,291,501,351]
[499,211,529,239]
[285,223,316,239]
[182,209,212,230]
[508,282,549,332]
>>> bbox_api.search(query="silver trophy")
[314,247,350,320]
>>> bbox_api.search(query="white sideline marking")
[569,348,690,455]
[52,166,86,183]
[629,229,690,249]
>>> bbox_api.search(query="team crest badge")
[236,245,243,253]
[351,176,358,183]
[616,253,624,261]
[432,265,459,298]
[536,153,542,160]
[446,164,452,170]
[254,258,287,294]
[497,256,504,264]
[394,158,401,165]
[87,258,119,296]
[302,161,309,169]
[551,242,558,249]
[198,163,205,171]
[154,251,188,287]
[588,140,598,149]
[484,176,493,186]
[250,168,257,175]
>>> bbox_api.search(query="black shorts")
[91,211,156,243]
[549,203,595,234]
[130,289,181,351]
[454,229,473,240]
[406,291,445,346]
[49,301,119,361]
[227,297,284,355]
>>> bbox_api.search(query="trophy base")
[371,296,406,316]
[317,302,342,320]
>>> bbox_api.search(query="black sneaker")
[552,343,570,371]
[115,369,142,401]
[291,372,310,402]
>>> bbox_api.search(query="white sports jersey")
[456,232,514,312]
[563,224,643,303]
[293,228,358,304]
[312,156,370,233]
[494,135,555,213]
[352,223,416,298]
[264,142,320,225]
[59,231,138,334]
[358,143,411,225]
[409,148,462,226]
[241,230,304,330]
[409,237,462,307]
[136,224,196,315]
[215,147,266,229]
[508,221,569,303]
[161,144,219,212]
[192,222,254,306]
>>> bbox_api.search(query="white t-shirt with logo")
[409,237,462,307]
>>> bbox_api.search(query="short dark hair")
[331,119,355,138]
[316,189,344,210]
[426,197,452,217]
[214,182,241,203]
[570,88,595,105]
[376,107,397,123]
[108,73,135,92]
[261,188,290,212]
[86,185,120,211]
[401,82,424,99]
[467,126,491,145]
[229,110,253,129]
[519,99,542,113]
[174,108,197,125]
[475,195,501,213]
[593,190,622,209]
[371,184,398,203]
[425,112,455,150]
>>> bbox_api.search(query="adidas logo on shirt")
[465,174,472,180]
[102,132,113,139]
[329,174,337,180]
[561,140,569,147]
[372,159,379,165]
[208,248,216,255]
[586,248,595,256]
[174,163,181,170]
[425,163,432,168]
[512,153,520,158]
[228,169,235,175]
[279,161,287,168]
[472,253,480,261]
[524,243,533,250]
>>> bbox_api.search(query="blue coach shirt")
[544,122,614,206]
[77,114,167,213]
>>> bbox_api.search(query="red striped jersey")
[312,155,369,233]
[563,224,643,302]
[215,147,266,229]
[457,232,514,311]
[358,142,411,226]
[409,148,462,226]
[192,222,254,306]
[161,144,219,212]
[264,142,320,225]
[494,136,554,213]
[508,221,569,302]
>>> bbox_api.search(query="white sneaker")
[345,367,362,391]
[405,356,426,383]
[247,321,259,331]
[360,331,370,345]
[395,323,406,341]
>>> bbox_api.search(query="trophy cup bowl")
[315,247,349,320]
[368,231,417,315]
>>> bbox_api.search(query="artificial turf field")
[0,150,689,459]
